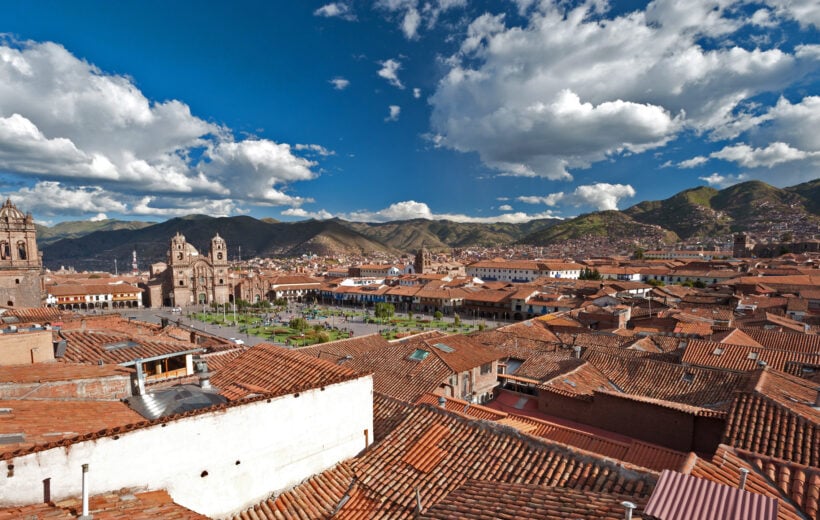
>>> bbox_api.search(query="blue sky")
[1,0,818,225]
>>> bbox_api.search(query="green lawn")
[191,308,484,346]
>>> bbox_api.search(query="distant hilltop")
[35,178,820,271]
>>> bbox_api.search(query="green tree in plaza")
[289,317,309,331]
[374,302,395,321]
[434,310,443,320]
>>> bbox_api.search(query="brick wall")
[0,376,131,400]
[537,391,725,453]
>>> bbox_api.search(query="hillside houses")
[2,248,820,518]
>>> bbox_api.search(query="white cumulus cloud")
[314,2,356,21]
[430,0,820,180]
[385,105,401,122]
[377,59,404,89]
[329,77,350,90]
[333,200,559,223]
[698,173,749,188]
[0,39,324,217]
[518,183,636,211]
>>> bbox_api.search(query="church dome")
[0,199,25,220]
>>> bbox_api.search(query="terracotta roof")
[711,328,765,347]
[48,283,142,296]
[742,329,820,353]
[496,319,561,343]
[342,341,453,402]
[722,368,820,467]
[415,393,508,421]
[0,362,131,384]
[544,351,751,411]
[210,343,361,400]
[60,330,202,365]
[348,405,657,517]
[682,339,820,374]
[739,449,820,520]
[374,392,414,442]
[199,347,248,372]
[644,469,777,520]
[513,349,584,381]
[0,489,207,520]
[0,307,67,324]
[0,399,144,456]
[297,333,390,363]
[420,481,648,519]
[555,331,629,349]
[231,461,355,520]
[687,445,808,520]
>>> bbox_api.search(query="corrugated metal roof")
[644,470,778,520]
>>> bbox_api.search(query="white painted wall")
[0,375,373,518]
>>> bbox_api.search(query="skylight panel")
[433,343,455,353]
[409,349,430,361]
[104,340,140,350]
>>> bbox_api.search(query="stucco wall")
[0,375,373,518]
[0,330,54,365]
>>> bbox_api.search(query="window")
[16,241,26,260]
[480,362,492,375]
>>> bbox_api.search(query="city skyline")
[1,0,818,225]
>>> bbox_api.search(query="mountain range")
[39,179,820,271]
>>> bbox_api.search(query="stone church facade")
[0,199,43,308]
[146,232,230,308]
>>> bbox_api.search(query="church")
[0,198,43,308]
[145,232,231,308]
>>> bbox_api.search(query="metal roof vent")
[738,468,749,490]
[621,501,636,520]
[195,358,211,390]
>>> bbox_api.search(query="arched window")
[17,241,26,260]
[0,241,9,259]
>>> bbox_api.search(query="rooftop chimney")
[621,501,636,520]
[438,395,446,409]
[572,345,582,359]
[79,463,92,519]
[195,358,211,390]
[738,468,749,490]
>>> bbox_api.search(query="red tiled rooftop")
[0,399,144,456]
[0,489,207,519]
[0,362,131,384]
[420,481,649,520]
[210,343,361,400]
[60,330,201,365]
[682,339,819,374]
[688,445,809,520]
